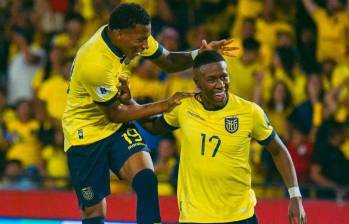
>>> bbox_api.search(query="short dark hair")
[64,11,85,24]
[109,3,150,30]
[242,37,260,51]
[193,50,225,69]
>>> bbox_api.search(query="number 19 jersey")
[163,93,275,223]
[62,25,162,151]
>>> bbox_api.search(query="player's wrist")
[288,186,302,198]
[158,100,170,112]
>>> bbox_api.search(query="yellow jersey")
[163,93,275,223]
[7,119,41,167]
[311,8,349,63]
[225,57,262,101]
[62,25,162,151]
[38,75,68,120]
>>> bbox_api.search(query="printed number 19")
[201,133,221,157]
[122,128,143,145]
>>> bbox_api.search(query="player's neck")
[106,28,125,55]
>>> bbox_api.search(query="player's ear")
[193,75,201,90]
[112,29,122,40]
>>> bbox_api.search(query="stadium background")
[0,0,348,223]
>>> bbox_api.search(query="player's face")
[195,61,230,109]
[118,24,151,59]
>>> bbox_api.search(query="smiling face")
[194,61,230,110]
[113,24,151,59]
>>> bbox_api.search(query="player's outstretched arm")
[98,92,192,123]
[151,39,238,73]
[98,77,193,123]
[265,135,307,224]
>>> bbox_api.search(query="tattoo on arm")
[152,51,194,73]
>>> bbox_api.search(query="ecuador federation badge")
[225,117,239,133]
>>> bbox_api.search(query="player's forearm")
[109,101,168,123]
[266,135,299,188]
[153,52,194,73]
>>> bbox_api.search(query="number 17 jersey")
[163,93,275,223]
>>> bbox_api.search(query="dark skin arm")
[265,135,306,224]
[152,39,238,73]
[139,115,172,135]
[98,76,193,123]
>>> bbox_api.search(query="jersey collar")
[101,27,126,62]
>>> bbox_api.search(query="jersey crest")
[225,116,239,133]
[96,85,111,98]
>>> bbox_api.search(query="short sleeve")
[251,103,275,145]
[80,64,119,106]
[141,35,164,59]
[163,105,181,130]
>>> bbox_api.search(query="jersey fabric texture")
[163,93,275,223]
[62,25,162,151]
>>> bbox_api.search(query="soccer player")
[62,3,236,224]
[140,51,306,224]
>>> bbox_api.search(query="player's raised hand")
[166,92,194,112]
[200,39,239,57]
[117,76,132,104]
[288,197,306,224]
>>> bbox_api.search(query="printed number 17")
[201,133,221,157]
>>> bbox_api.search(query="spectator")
[311,121,349,199]
[40,126,68,189]
[6,99,41,168]
[302,0,349,63]
[288,74,324,141]
[265,80,293,140]
[226,38,263,101]
[128,59,165,103]
[157,26,180,51]
[271,47,307,105]
[154,135,178,196]
[298,27,318,74]
[0,159,37,190]
[287,125,313,185]
[51,11,86,58]
[7,27,44,105]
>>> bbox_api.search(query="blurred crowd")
[0,0,348,200]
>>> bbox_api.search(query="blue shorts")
[67,122,150,208]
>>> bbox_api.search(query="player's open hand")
[288,197,306,224]
[200,39,239,57]
[166,92,194,112]
[117,76,132,104]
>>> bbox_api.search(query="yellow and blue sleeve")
[162,106,180,130]
[251,103,275,145]
[141,35,164,59]
[80,64,119,106]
